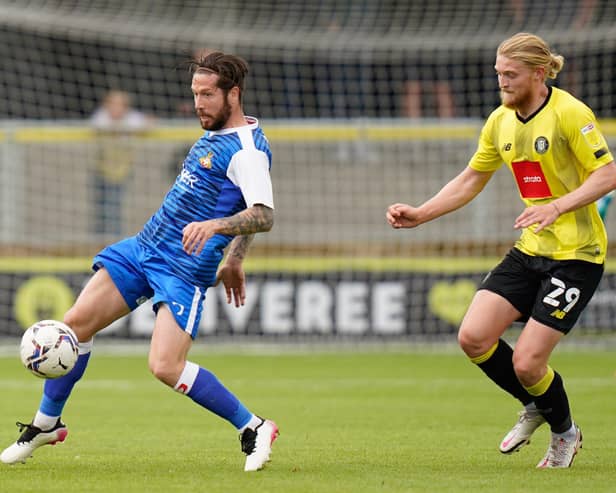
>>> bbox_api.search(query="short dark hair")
[190,51,249,100]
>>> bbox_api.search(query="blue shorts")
[93,236,206,339]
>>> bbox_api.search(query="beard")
[500,88,531,110]
[198,97,232,131]
[500,90,515,108]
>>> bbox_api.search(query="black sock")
[475,339,533,406]
[531,371,572,434]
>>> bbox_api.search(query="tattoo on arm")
[217,204,274,236]
[227,234,254,262]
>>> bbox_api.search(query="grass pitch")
[0,345,615,493]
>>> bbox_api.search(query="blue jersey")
[137,117,273,288]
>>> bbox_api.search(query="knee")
[148,355,184,387]
[512,352,540,386]
[458,327,488,358]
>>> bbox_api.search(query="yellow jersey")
[469,86,613,263]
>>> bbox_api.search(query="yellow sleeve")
[562,101,614,172]
[468,110,504,173]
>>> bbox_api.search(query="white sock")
[239,414,262,433]
[78,338,94,355]
[32,411,59,431]
[173,361,200,395]
[554,422,577,440]
[525,402,538,413]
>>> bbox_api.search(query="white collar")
[207,116,258,136]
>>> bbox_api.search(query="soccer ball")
[20,320,79,379]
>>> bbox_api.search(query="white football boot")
[499,408,546,454]
[1,419,68,464]
[240,417,279,472]
[536,425,582,468]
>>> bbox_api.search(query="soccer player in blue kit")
[1,52,279,472]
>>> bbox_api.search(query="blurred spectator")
[402,58,456,119]
[90,89,152,238]
[403,79,456,118]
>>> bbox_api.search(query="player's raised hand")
[182,220,219,255]
[386,203,422,229]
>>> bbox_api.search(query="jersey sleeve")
[562,102,614,172]
[468,110,504,172]
[227,148,275,209]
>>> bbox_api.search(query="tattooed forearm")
[227,234,254,262]
[216,204,274,236]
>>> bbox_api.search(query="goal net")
[1,0,615,340]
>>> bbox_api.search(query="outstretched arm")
[386,166,494,229]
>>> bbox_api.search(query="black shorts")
[480,248,604,334]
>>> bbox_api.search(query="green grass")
[1,347,615,493]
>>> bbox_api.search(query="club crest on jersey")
[199,152,213,169]
[534,136,549,154]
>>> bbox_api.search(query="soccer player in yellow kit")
[387,32,616,468]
